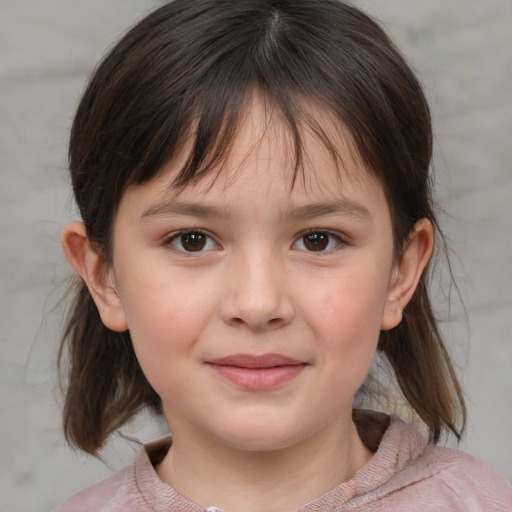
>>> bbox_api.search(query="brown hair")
[59,0,465,455]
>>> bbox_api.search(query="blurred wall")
[0,1,510,510]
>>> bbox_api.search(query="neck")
[156,416,372,512]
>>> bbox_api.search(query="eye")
[168,230,218,253]
[293,231,342,252]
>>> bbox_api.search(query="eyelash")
[164,229,346,254]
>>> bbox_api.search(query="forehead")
[151,95,384,205]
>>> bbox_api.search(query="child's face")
[105,100,403,451]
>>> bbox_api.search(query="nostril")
[220,286,294,331]
[228,315,285,330]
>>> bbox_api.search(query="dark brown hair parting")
[59,0,466,455]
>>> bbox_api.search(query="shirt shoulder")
[52,436,202,512]
[340,414,512,511]
[417,444,512,510]
[363,424,512,511]
[52,462,145,512]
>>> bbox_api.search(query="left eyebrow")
[285,200,371,220]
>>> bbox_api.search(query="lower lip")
[208,364,306,390]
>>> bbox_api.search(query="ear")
[61,221,128,332]
[381,218,434,331]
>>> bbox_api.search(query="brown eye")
[293,231,342,252]
[181,232,206,251]
[170,231,217,252]
[303,232,329,251]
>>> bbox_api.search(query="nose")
[219,251,294,332]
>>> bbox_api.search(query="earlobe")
[61,222,128,332]
[381,219,434,331]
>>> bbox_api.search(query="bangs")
[118,4,352,192]
[160,87,353,193]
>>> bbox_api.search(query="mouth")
[206,354,307,390]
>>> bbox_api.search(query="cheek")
[118,272,216,366]
[318,271,388,327]
[306,270,387,362]
[122,287,214,405]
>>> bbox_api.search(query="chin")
[222,435,300,453]
[213,419,309,453]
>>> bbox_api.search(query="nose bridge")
[221,244,293,330]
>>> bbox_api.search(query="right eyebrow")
[140,201,231,220]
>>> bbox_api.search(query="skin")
[63,97,433,512]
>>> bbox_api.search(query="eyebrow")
[141,198,370,221]
[286,200,371,220]
[141,201,231,220]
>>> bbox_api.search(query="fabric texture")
[54,413,512,511]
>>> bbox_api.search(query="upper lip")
[207,354,305,369]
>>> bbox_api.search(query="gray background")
[1,1,511,510]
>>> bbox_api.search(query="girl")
[56,0,511,510]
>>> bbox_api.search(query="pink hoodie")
[55,413,511,511]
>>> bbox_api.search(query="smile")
[206,354,307,390]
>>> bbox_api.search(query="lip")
[206,353,307,390]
